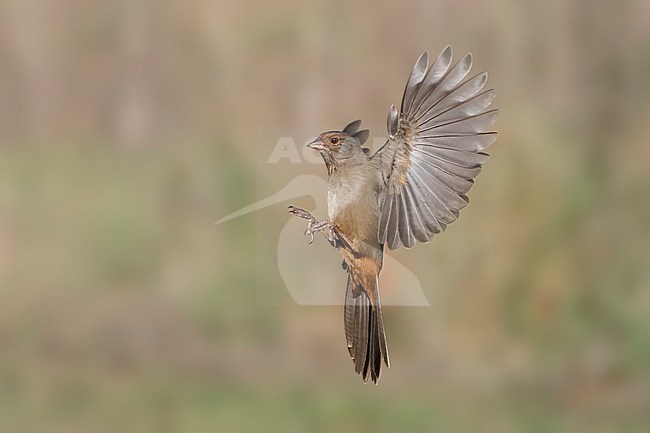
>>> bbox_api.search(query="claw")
[305,222,316,244]
[307,230,315,244]
[288,205,314,221]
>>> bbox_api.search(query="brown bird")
[289,46,498,383]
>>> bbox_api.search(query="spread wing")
[373,46,498,250]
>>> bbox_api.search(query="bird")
[288,45,498,383]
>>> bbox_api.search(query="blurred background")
[1,0,649,432]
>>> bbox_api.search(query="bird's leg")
[288,206,353,249]
[318,223,357,253]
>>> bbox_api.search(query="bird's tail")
[344,273,390,383]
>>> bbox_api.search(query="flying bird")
[289,45,498,383]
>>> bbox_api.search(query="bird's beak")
[306,139,325,151]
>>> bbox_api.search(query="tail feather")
[344,275,390,383]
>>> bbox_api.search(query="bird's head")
[307,125,370,175]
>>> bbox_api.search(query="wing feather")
[411,46,453,115]
[374,46,498,249]
[413,146,483,179]
[387,195,402,250]
[412,53,473,121]
[414,145,490,167]
[398,191,416,248]
[418,109,499,134]
[405,173,442,236]
[408,167,457,224]
[417,132,497,152]
[414,168,469,214]
[420,87,494,127]
[414,72,487,124]
[403,181,432,243]
[401,52,429,114]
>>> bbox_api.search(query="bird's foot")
[288,206,319,243]
[288,206,357,251]
[288,206,336,245]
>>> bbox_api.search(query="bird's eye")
[330,137,339,144]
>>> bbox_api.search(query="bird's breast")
[327,168,380,244]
